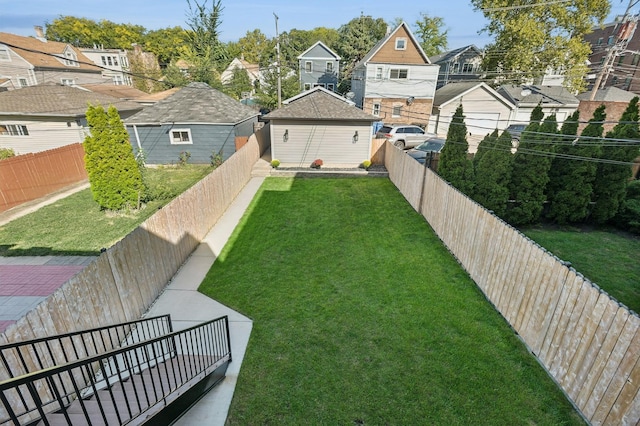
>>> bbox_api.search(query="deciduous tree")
[471,0,610,92]
[414,13,448,57]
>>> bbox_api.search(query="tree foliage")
[471,0,610,92]
[613,180,640,234]
[506,106,556,225]
[184,0,228,81]
[546,109,603,224]
[83,105,144,211]
[143,27,190,65]
[414,13,448,57]
[223,67,253,100]
[438,105,474,195]
[473,130,513,217]
[227,29,271,65]
[255,66,299,110]
[592,97,640,223]
[46,16,146,50]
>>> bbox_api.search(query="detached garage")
[264,87,379,167]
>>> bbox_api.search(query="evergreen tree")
[438,105,474,195]
[506,107,557,225]
[473,129,499,167]
[473,130,513,217]
[223,67,253,100]
[592,97,640,223]
[546,109,603,224]
[84,105,145,211]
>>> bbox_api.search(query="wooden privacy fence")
[0,135,266,388]
[385,142,640,426]
[0,144,88,213]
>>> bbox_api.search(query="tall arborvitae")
[438,104,474,195]
[473,129,499,167]
[506,109,557,225]
[592,97,640,223]
[84,105,145,210]
[473,129,514,217]
[546,108,603,224]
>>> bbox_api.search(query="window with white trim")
[392,105,402,117]
[63,50,78,67]
[0,47,10,61]
[0,124,29,136]
[452,62,460,73]
[61,78,75,86]
[462,63,474,73]
[326,61,333,72]
[327,83,334,91]
[372,103,381,116]
[304,83,312,90]
[395,38,407,50]
[389,68,408,79]
[305,61,312,73]
[170,129,192,144]
[18,78,28,87]
[375,67,383,79]
[113,75,124,85]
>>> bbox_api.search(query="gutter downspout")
[132,125,142,150]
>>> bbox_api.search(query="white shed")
[263,87,379,167]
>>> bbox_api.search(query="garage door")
[464,112,500,136]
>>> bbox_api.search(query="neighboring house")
[220,57,261,96]
[428,82,514,137]
[350,22,439,128]
[263,86,378,167]
[0,83,142,154]
[429,45,484,89]
[584,19,640,94]
[576,86,638,134]
[497,84,579,125]
[0,29,103,90]
[80,47,132,86]
[80,84,150,101]
[125,82,260,164]
[297,41,340,92]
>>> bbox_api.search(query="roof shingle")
[263,89,378,121]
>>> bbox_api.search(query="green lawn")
[522,225,640,314]
[199,177,584,425]
[0,165,212,256]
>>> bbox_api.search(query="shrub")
[0,148,15,160]
[271,159,281,168]
[613,179,640,234]
[211,150,223,168]
[178,151,191,166]
[311,159,323,169]
[361,160,372,170]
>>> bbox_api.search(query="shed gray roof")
[263,89,379,122]
[0,83,143,116]
[429,45,482,64]
[125,82,259,125]
[497,84,579,107]
[576,86,638,102]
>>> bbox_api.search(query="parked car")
[376,124,433,149]
[407,137,446,164]
[505,124,527,142]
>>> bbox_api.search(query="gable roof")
[577,86,638,102]
[0,83,143,116]
[80,84,150,101]
[263,87,378,121]
[297,41,341,60]
[433,82,514,109]
[222,58,261,79]
[497,84,579,107]
[0,32,101,73]
[429,45,483,64]
[355,22,430,68]
[125,82,259,125]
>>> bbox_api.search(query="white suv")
[376,125,431,149]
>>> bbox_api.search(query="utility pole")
[590,0,640,100]
[274,12,282,108]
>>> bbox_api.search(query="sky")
[0,0,632,50]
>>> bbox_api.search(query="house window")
[0,124,29,136]
[372,103,381,116]
[617,55,626,65]
[608,35,614,45]
[107,56,113,66]
[633,54,640,66]
[113,56,118,66]
[304,83,312,90]
[462,63,474,73]
[18,78,28,87]
[375,67,383,79]
[63,50,78,67]
[597,37,603,45]
[61,78,75,86]
[121,56,128,68]
[0,47,10,61]
[600,56,606,65]
[326,83,334,91]
[395,38,407,50]
[389,68,408,79]
[392,105,402,117]
[101,56,107,66]
[326,61,333,72]
[170,129,192,144]
[625,76,632,90]
[113,75,124,85]
[305,61,312,73]
[452,62,460,73]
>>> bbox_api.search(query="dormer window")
[62,48,79,67]
[395,38,407,50]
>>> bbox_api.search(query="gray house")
[429,45,484,89]
[297,41,340,92]
[264,86,378,167]
[125,82,259,164]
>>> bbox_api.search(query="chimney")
[34,26,46,42]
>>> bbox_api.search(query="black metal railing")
[0,315,231,425]
[0,315,173,380]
